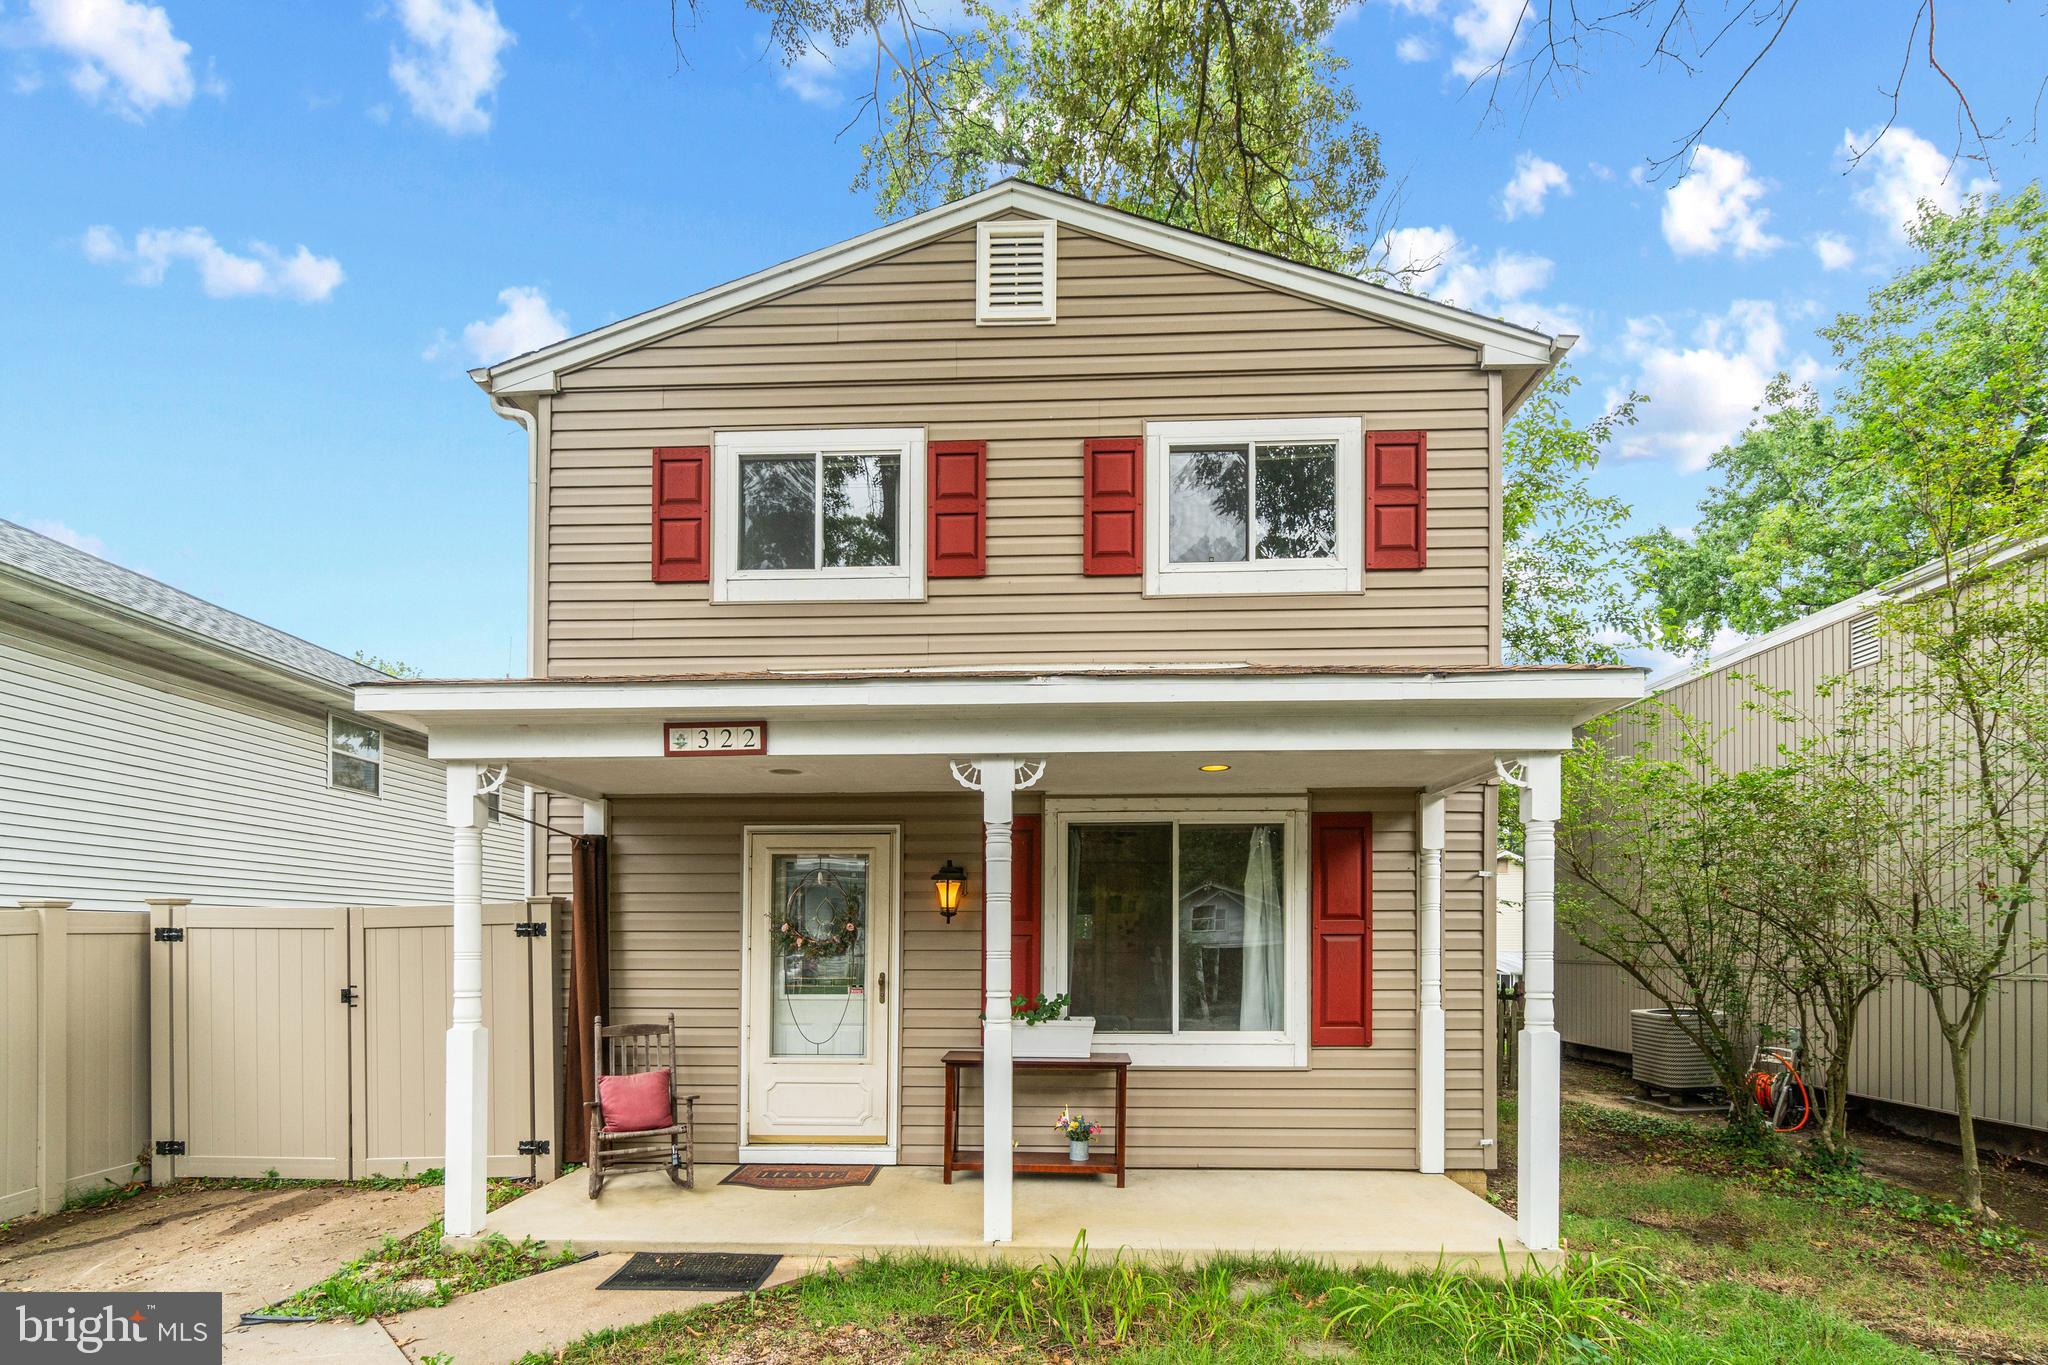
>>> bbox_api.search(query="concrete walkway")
[226,1253,833,1364]
[475,1165,1545,1271]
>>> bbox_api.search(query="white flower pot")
[1069,1139,1091,1162]
[1008,1016,1096,1059]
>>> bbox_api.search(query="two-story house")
[356,181,1643,1257]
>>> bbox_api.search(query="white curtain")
[1238,826,1285,1030]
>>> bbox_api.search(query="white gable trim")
[474,181,1563,397]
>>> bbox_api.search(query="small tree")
[1558,706,1773,1136]
[1716,749,1893,1158]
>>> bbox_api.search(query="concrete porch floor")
[472,1165,1550,1273]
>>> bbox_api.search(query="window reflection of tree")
[822,453,900,568]
[1169,446,1248,562]
[740,457,816,569]
[1254,444,1336,559]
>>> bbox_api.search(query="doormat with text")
[596,1252,781,1293]
[719,1164,880,1190]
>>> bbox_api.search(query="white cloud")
[1606,300,1822,471]
[778,44,845,104]
[82,226,345,302]
[1625,625,1748,681]
[461,286,568,364]
[1500,152,1569,220]
[1662,145,1782,258]
[1812,233,1855,271]
[1842,124,1995,239]
[24,518,109,559]
[1395,34,1435,63]
[388,0,512,135]
[16,0,198,119]
[1379,223,1586,346]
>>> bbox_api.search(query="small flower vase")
[1068,1138,1090,1162]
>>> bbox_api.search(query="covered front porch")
[476,1162,1542,1271]
[354,664,1643,1262]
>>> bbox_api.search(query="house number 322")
[663,720,768,756]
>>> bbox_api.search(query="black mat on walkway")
[595,1251,782,1293]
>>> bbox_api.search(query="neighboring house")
[0,519,525,910]
[1494,850,1524,980]
[1557,543,2048,1140]
[356,180,1644,1251]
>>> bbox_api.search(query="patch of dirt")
[1866,1314,2048,1365]
[0,1180,440,1331]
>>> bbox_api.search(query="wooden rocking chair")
[586,1012,698,1197]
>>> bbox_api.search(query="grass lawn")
[516,1101,2044,1364]
[267,1176,578,1321]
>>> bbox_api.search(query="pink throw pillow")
[598,1068,673,1133]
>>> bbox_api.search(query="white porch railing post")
[445,762,491,1239]
[979,761,1017,1245]
[1417,797,1447,1175]
[952,756,1045,1244]
[1516,753,1563,1252]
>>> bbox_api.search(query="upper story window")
[1144,418,1363,597]
[712,427,928,603]
[329,716,382,796]
[975,220,1057,324]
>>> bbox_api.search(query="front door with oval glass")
[745,831,896,1151]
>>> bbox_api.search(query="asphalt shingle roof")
[0,518,386,691]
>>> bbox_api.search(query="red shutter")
[982,814,1042,1006]
[1310,812,1373,1047]
[928,440,987,578]
[651,446,711,583]
[1365,430,1427,570]
[1082,437,1143,575]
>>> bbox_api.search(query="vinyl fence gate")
[148,900,558,1183]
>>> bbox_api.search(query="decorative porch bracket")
[1417,795,1447,1175]
[949,757,1046,1243]
[443,761,504,1240]
[1496,753,1562,1252]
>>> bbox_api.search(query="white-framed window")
[328,715,382,796]
[711,427,927,604]
[1043,797,1310,1068]
[1144,417,1363,597]
[975,219,1057,324]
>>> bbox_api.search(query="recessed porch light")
[769,767,803,775]
[1198,763,1231,773]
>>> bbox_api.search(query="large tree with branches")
[739,0,1392,272]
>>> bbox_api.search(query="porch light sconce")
[1199,763,1231,773]
[932,860,967,923]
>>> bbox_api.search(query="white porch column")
[1515,753,1563,1252]
[1417,795,1447,1175]
[444,762,492,1239]
[951,757,1046,1244]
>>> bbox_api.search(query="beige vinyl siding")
[538,223,1500,674]
[0,618,523,910]
[587,786,1491,1171]
[1558,608,2048,1134]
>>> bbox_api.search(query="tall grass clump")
[1325,1247,1669,1362]
[941,1233,1172,1351]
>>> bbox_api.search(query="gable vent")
[976,220,1056,324]
[1848,613,1880,669]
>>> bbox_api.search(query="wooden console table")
[941,1049,1130,1187]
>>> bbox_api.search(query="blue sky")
[3,0,2041,676]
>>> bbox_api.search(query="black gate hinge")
[340,986,360,1006]
[517,1139,551,1156]
[155,1140,185,1156]
[153,926,184,942]
[513,921,547,938]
